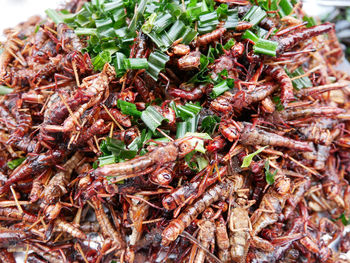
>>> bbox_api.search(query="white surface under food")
[0,0,349,262]
[0,0,63,40]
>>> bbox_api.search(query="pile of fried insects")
[0,0,349,262]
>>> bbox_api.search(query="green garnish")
[241,146,267,168]
[265,160,277,185]
[7,158,26,170]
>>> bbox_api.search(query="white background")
[0,0,349,262]
[0,0,63,40]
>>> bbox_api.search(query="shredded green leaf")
[0,85,13,95]
[45,9,64,24]
[117,100,142,117]
[141,105,166,132]
[98,137,138,167]
[7,158,26,170]
[265,160,277,185]
[272,96,284,111]
[337,214,350,226]
[286,67,313,90]
[201,115,220,134]
[241,146,267,168]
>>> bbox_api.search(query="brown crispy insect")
[54,218,87,239]
[197,27,227,46]
[95,139,195,178]
[219,120,313,151]
[193,208,216,263]
[210,82,277,112]
[162,176,243,245]
[216,215,231,263]
[178,51,201,70]
[252,176,291,235]
[91,196,125,249]
[265,65,294,104]
[42,152,82,204]
[275,22,334,55]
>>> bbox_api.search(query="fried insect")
[265,65,294,104]
[162,176,243,245]
[216,215,231,263]
[197,27,227,46]
[220,120,313,151]
[42,152,82,204]
[211,82,277,112]
[95,139,194,178]
[275,22,334,55]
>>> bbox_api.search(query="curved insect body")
[162,166,226,211]
[2,95,32,144]
[0,150,65,195]
[229,206,251,263]
[265,65,294,104]
[252,176,291,236]
[282,178,311,220]
[54,218,87,239]
[0,207,37,223]
[270,107,345,123]
[129,194,149,247]
[149,163,175,186]
[206,135,227,153]
[172,44,190,56]
[193,208,216,263]
[178,51,201,70]
[210,82,276,113]
[197,27,227,46]
[0,34,23,75]
[275,22,334,55]
[167,84,206,101]
[216,215,231,263]
[95,139,195,178]
[57,23,83,52]
[220,120,313,151]
[162,176,243,246]
[209,55,234,80]
[42,152,82,204]
[91,196,125,249]
[43,63,115,133]
[321,157,345,211]
[0,229,29,247]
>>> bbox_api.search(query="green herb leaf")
[272,96,284,111]
[303,15,317,27]
[242,6,267,26]
[286,67,312,90]
[242,30,259,43]
[0,85,13,95]
[337,214,350,226]
[223,39,235,50]
[92,50,112,71]
[146,51,169,81]
[142,13,157,33]
[124,58,149,70]
[211,79,234,98]
[141,105,166,132]
[278,0,294,17]
[265,160,277,185]
[45,9,64,24]
[254,39,278,57]
[241,146,267,168]
[7,158,26,170]
[201,115,220,134]
[183,132,212,153]
[117,100,142,117]
[98,137,138,167]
